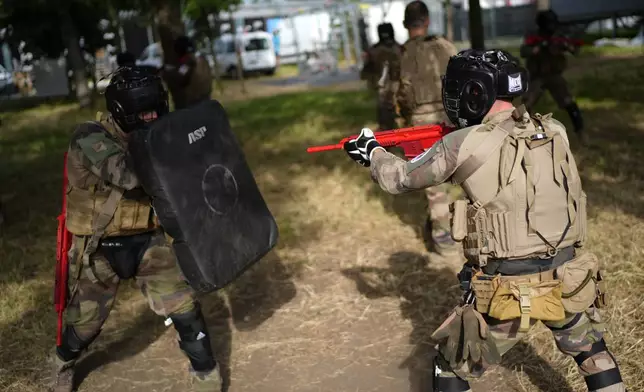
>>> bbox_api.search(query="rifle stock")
[54,153,72,346]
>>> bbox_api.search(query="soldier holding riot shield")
[48,67,221,392]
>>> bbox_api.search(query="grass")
[0,51,643,391]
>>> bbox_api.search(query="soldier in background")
[396,0,460,256]
[520,9,588,144]
[163,35,212,110]
[360,23,402,131]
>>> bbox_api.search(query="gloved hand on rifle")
[344,128,385,167]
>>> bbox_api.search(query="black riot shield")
[127,99,279,293]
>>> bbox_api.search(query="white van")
[214,31,277,77]
[135,42,214,72]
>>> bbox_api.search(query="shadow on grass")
[342,251,575,392]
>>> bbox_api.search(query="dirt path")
[61,167,563,392]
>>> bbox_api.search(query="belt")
[483,246,575,276]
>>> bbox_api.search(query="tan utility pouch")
[450,200,468,242]
[470,271,500,314]
[556,252,604,312]
[66,187,154,236]
[487,274,566,332]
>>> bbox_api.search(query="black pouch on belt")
[98,232,153,279]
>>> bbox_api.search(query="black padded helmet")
[442,49,528,128]
[104,67,169,133]
[377,23,395,41]
[536,10,559,36]
[116,51,135,67]
[174,35,195,56]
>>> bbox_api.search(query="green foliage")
[1,0,113,58]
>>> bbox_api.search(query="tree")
[468,0,484,49]
[1,0,110,106]
[443,0,454,42]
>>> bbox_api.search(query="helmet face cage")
[104,67,169,133]
[441,49,528,128]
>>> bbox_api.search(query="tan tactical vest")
[65,117,159,238]
[401,36,455,107]
[450,107,586,265]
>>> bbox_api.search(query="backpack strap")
[451,112,518,185]
[523,114,579,255]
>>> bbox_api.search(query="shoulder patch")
[76,130,122,166]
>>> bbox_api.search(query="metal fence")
[452,4,537,43]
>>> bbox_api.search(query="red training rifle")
[55,152,72,346]
[306,123,455,159]
[525,35,584,47]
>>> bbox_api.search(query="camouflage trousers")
[522,74,573,111]
[375,82,399,131]
[409,111,463,250]
[436,307,626,391]
[64,229,197,343]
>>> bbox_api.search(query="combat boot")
[425,218,460,257]
[191,366,222,392]
[47,349,76,392]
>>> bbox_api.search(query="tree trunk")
[201,9,224,95]
[59,6,91,107]
[468,0,485,50]
[153,0,185,107]
[445,0,454,42]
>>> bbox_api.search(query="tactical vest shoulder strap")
[451,116,515,185]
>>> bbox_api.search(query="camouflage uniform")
[520,32,586,142]
[396,35,461,254]
[49,114,218,392]
[165,53,212,110]
[360,39,402,131]
[369,106,625,392]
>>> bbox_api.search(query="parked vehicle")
[0,64,17,96]
[214,31,277,78]
[135,42,214,73]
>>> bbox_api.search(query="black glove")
[343,128,385,167]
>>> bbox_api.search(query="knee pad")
[56,326,99,362]
[574,339,623,391]
[565,102,584,132]
[170,305,216,373]
[432,358,471,392]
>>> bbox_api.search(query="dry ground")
[1,50,643,392]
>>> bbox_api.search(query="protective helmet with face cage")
[104,66,169,133]
[441,49,528,128]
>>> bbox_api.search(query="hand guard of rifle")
[343,128,385,167]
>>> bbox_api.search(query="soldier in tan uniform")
[344,49,626,392]
[163,35,212,110]
[397,0,460,255]
[48,67,220,392]
[520,9,587,144]
[360,23,402,131]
